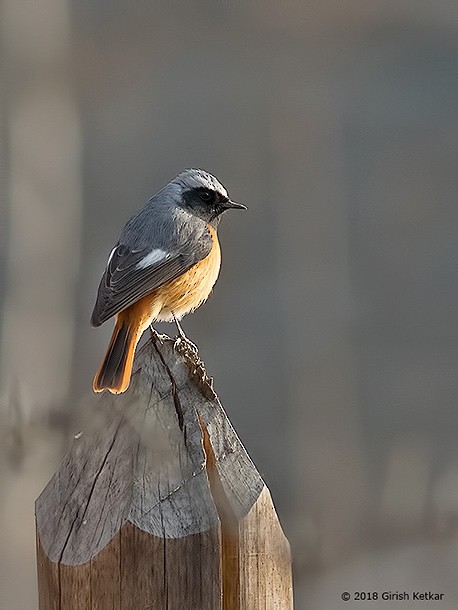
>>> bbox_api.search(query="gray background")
[1,2,457,608]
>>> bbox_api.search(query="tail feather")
[93,317,139,394]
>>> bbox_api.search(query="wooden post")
[35,334,293,609]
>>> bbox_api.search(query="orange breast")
[155,225,221,322]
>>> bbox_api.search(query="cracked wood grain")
[36,334,293,609]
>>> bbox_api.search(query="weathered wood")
[36,333,293,608]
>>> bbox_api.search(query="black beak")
[224,199,247,210]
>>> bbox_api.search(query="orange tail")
[93,315,140,394]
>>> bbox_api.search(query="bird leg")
[172,314,198,355]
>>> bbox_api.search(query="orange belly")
[156,226,221,321]
[122,225,221,333]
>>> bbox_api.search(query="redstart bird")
[91,168,246,394]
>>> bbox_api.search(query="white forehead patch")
[136,249,168,269]
[176,168,228,199]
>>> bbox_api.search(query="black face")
[182,187,230,223]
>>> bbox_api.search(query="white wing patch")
[136,248,168,269]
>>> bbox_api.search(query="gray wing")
[91,226,213,327]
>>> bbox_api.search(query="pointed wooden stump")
[36,334,293,609]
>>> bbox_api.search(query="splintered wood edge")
[145,335,265,520]
[198,416,293,610]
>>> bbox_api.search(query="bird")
[91,168,246,394]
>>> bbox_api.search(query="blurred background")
[1,1,457,608]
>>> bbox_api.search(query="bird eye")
[199,189,213,202]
